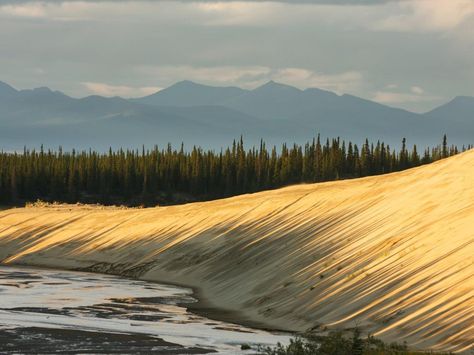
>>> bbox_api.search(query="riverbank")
[0,150,473,353]
[0,265,290,353]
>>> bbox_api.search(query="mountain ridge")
[134,80,248,107]
[2,79,473,114]
[0,79,472,150]
[0,80,18,96]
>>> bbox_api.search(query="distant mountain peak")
[171,80,243,91]
[0,80,18,94]
[430,95,474,110]
[27,86,70,98]
[254,80,302,92]
[451,95,474,103]
[134,79,247,107]
[424,94,474,124]
[173,80,200,87]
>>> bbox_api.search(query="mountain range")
[0,80,472,151]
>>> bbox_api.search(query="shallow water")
[0,266,290,354]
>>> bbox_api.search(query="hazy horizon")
[0,78,465,115]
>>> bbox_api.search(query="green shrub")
[259,329,452,355]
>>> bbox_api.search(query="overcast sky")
[0,0,473,112]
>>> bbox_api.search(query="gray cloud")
[0,0,472,113]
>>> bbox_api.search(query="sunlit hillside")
[0,150,473,352]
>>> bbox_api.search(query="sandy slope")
[0,151,473,352]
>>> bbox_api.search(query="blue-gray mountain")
[0,80,472,151]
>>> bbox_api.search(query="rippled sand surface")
[0,150,473,352]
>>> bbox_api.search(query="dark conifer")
[0,135,463,206]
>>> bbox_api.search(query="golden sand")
[1,150,473,352]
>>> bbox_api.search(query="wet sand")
[0,327,212,354]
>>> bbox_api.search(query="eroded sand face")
[0,150,473,352]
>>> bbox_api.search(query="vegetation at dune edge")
[258,329,454,355]
[0,134,470,206]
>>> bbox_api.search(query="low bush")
[259,329,452,355]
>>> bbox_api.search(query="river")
[0,266,290,354]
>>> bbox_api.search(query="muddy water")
[0,266,290,354]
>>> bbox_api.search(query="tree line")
[0,135,468,206]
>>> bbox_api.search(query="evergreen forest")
[0,135,468,206]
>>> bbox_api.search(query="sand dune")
[0,150,473,352]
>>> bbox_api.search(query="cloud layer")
[0,0,472,112]
[81,82,162,97]
[372,0,474,32]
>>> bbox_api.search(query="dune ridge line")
[0,150,473,352]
